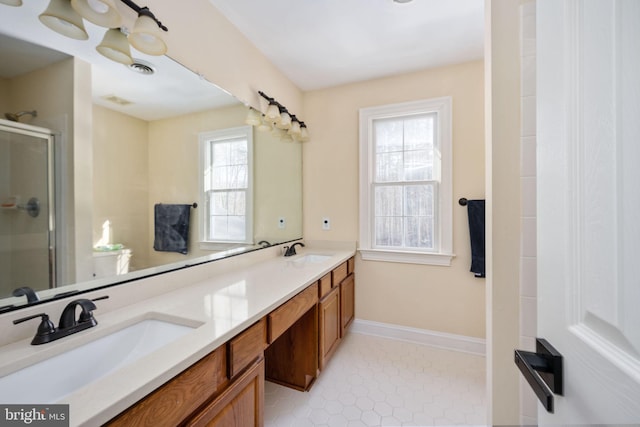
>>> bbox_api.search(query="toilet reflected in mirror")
[92,248,132,279]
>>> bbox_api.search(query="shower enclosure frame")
[0,119,57,291]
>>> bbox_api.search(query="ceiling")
[210,0,485,91]
[1,0,484,118]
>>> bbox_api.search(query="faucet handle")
[78,306,96,323]
[13,313,56,343]
[77,299,97,323]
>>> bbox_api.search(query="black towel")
[466,200,485,278]
[153,204,191,254]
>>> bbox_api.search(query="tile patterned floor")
[265,331,487,426]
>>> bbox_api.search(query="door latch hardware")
[514,338,563,413]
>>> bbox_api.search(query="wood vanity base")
[108,257,355,426]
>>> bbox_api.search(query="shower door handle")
[514,338,563,413]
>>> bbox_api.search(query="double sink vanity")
[0,242,356,426]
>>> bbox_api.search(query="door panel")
[537,0,640,423]
[0,124,55,298]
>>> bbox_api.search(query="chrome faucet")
[283,242,305,257]
[13,296,108,345]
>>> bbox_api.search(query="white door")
[537,0,640,423]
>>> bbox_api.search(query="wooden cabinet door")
[186,358,264,427]
[340,273,355,337]
[319,286,340,370]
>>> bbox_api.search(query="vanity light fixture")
[300,122,310,142]
[0,0,23,6]
[254,91,310,142]
[96,27,133,65]
[39,0,89,40]
[71,0,121,28]
[288,116,301,139]
[275,108,292,130]
[257,115,273,132]
[244,107,262,126]
[128,6,168,56]
[34,0,169,64]
[265,99,281,123]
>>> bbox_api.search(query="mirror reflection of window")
[199,126,253,247]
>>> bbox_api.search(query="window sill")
[199,242,250,251]
[358,249,455,266]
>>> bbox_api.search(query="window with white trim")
[199,126,253,248]
[359,97,453,265]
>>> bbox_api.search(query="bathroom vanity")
[108,255,355,426]
[0,243,355,426]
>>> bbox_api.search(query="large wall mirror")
[0,1,302,312]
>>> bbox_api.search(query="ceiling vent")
[102,94,133,106]
[128,59,155,75]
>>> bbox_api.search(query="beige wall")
[486,0,523,424]
[147,0,303,113]
[92,105,150,270]
[147,104,302,266]
[303,60,486,339]
[253,126,303,244]
[5,59,73,128]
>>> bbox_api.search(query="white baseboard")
[351,318,486,356]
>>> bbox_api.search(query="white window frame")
[358,97,454,266]
[198,125,253,250]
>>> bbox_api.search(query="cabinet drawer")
[268,283,318,343]
[318,273,332,299]
[347,257,355,274]
[332,261,348,285]
[228,318,267,378]
[108,346,227,426]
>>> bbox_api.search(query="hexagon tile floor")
[264,331,487,427]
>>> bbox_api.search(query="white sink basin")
[0,318,197,404]
[291,254,332,265]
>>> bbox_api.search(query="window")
[199,126,253,247]
[359,97,453,265]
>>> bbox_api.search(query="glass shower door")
[0,122,55,301]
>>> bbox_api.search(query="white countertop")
[0,245,355,426]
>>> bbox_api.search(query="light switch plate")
[322,217,330,230]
